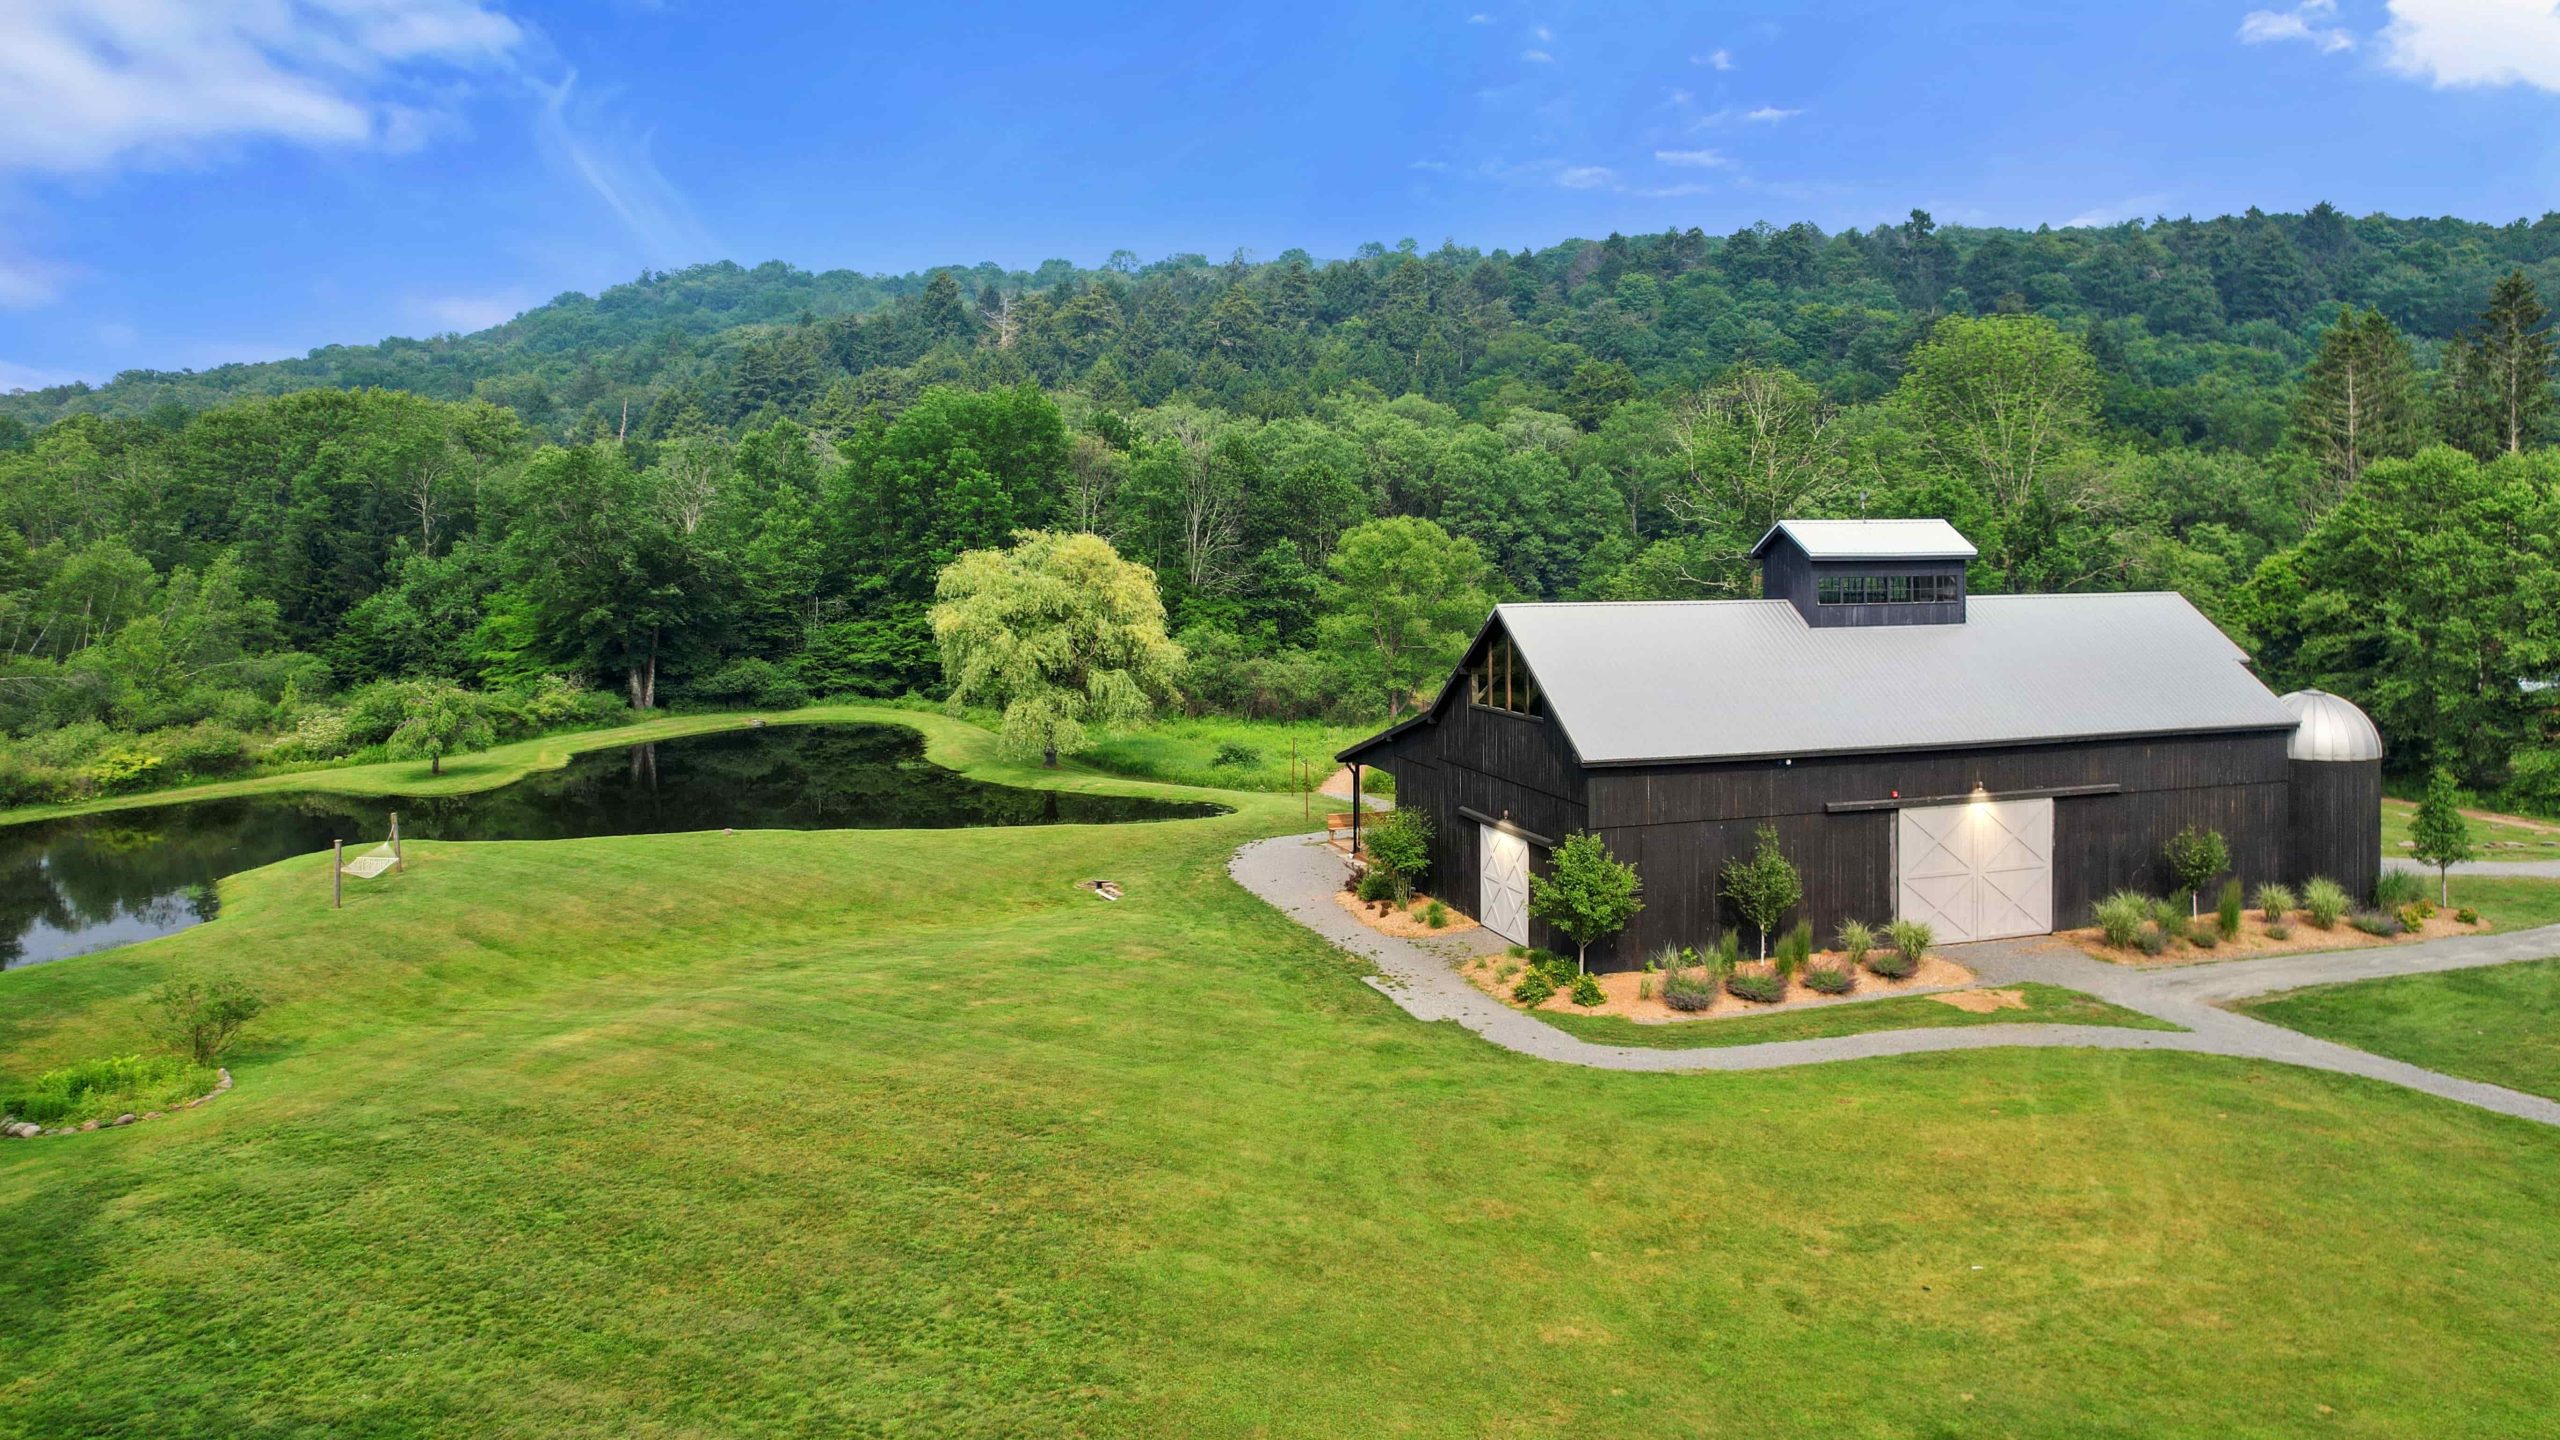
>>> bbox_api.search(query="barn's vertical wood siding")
[1355,643,1588,952]
[2287,759,2383,901]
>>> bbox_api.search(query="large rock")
[111,1114,136,1127]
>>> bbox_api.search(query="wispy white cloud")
[1696,48,1736,69]
[1665,87,1694,107]
[1467,12,1492,22]
[1533,24,1553,41]
[1743,105,1802,122]
[1522,48,1553,62]
[0,247,76,309]
[1555,165,1616,189]
[0,358,86,392]
[2239,0,2356,53]
[2381,0,2560,89]
[415,292,530,332]
[1408,158,1452,172]
[535,72,715,267]
[0,0,524,176]
[1627,182,1716,198]
[2060,193,2169,228]
[1654,147,1733,167]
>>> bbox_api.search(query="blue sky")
[5,0,2560,390]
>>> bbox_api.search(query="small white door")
[1479,824,1531,944]
[1896,798,2053,942]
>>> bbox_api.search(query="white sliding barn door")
[1896,798,2054,942]
[1479,824,1531,944]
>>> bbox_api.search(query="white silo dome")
[2280,690,2384,762]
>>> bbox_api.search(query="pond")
[0,724,1225,969]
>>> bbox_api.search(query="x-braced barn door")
[1895,799,2053,943]
[1478,824,1531,944]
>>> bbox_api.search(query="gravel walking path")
[1232,833,2560,1126]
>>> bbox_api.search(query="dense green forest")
[1,205,2554,812]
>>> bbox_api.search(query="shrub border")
[0,1067,230,1140]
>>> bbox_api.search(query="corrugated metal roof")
[1749,518,1979,561]
[1499,594,2297,765]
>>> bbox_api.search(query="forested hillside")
[1,204,2555,812]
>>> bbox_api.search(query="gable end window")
[1470,635,1542,716]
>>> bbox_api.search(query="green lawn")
[2447,874,2560,930]
[1533,982,2179,1050]
[7,712,2560,1436]
[2382,797,2560,858]
[2241,958,2560,1101]
[1077,715,1379,794]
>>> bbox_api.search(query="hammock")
[339,841,399,880]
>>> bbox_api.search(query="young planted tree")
[1528,831,1643,974]
[1316,516,1493,721]
[2163,825,2230,916]
[386,681,495,776]
[1362,808,1434,903]
[2409,767,2476,906]
[931,530,1185,767]
[1721,824,1802,960]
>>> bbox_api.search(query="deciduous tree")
[931,530,1184,766]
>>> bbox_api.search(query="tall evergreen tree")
[2440,269,2557,459]
[2290,305,2424,509]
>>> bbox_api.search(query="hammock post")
[391,811,403,873]
[332,840,343,910]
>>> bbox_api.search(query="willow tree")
[931,531,1185,767]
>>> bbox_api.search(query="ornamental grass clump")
[1835,920,1875,969]
[1659,951,1719,1013]
[2093,891,2149,949]
[2254,882,2297,926]
[1802,962,1856,995]
[2373,868,2426,911]
[1,1053,217,1128]
[1725,969,1785,1004]
[2215,880,2245,940]
[2300,877,2350,929]
[1773,920,1814,979]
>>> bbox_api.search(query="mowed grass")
[5,713,2560,1436]
[1533,982,2179,1050]
[2241,958,2560,1101]
[1079,715,1376,794]
[2382,796,2560,858]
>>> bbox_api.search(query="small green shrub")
[1802,962,1856,995]
[1835,920,1875,968]
[2151,896,2188,935]
[2456,906,2481,925]
[1363,809,1435,902]
[2265,921,2292,940]
[1356,869,1396,902]
[1527,951,1577,986]
[1568,973,1606,1007]
[1774,920,1814,979]
[150,977,266,1065]
[1423,900,1449,929]
[1512,971,1559,1006]
[2396,903,2430,932]
[2135,927,2170,956]
[1209,741,1263,769]
[1660,961,1719,1012]
[2215,879,2244,939]
[2373,868,2426,910]
[1887,919,1933,967]
[1,1053,217,1127]
[1725,970,1785,1004]
[2186,924,2220,950]
[2350,910,2404,937]
[2254,883,2297,925]
[2301,877,2349,929]
[2093,891,2149,948]
[1865,947,1918,981]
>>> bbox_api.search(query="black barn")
[1338,519,2383,969]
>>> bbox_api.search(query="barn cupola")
[1750,519,1977,628]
